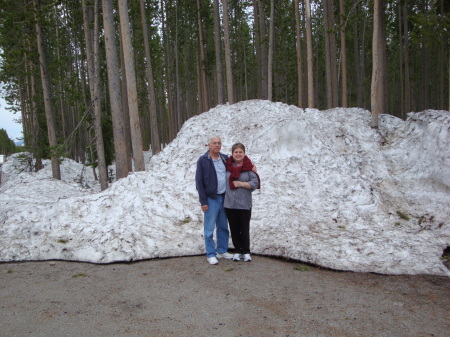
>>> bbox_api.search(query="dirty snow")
[0,100,449,276]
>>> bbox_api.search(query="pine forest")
[0,0,448,189]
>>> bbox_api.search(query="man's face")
[208,137,222,154]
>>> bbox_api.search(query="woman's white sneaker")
[243,254,252,262]
[232,253,241,261]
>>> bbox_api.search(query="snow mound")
[0,100,449,276]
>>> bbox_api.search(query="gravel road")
[1,256,449,337]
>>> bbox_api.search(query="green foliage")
[396,211,410,221]
[0,129,17,155]
[293,264,310,272]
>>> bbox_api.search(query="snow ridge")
[0,100,449,276]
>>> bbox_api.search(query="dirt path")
[1,256,449,337]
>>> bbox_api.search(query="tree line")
[0,0,448,189]
[0,129,17,155]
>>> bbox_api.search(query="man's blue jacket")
[195,151,228,206]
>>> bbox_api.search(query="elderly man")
[195,136,233,265]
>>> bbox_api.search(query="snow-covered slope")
[1,100,449,276]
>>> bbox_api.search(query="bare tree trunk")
[294,0,303,108]
[34,0,60,180]
[197,0,209,111]
[118,0,145,172]
[305,0,314,108]
[119,26,133,173]
[323,0,338,108]
[438,0,445,110]
[222,0,234,104]
[213,0,224,105]
[259,0,268,99]
[339,0,347,107]
[323,0,332,108]
[140,0,161,155]
[371,0,387,128]
[102,0,129,180]
[92,0,108,190]
[25,41,43,171]
[175,2,182,130]
[253,0,261,98]
[54,6,68,144]
[161,0,174,139]
[354,17,362,108]
[402,1,411,118]
[398,3,404,118]
[420,0,429,110]
[267,0,274,101]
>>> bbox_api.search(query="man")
[196,136,234,265]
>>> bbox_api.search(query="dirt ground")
[0,255,449,337]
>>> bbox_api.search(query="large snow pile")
[0,100,449,276]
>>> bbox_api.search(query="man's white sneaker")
[243,254,252,262]
[217,252,233,259]
[207,257,219,265]
[232,253,241,261]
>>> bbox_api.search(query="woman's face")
[232,147,245,163]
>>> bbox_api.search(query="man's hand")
[252,165,257,173]
[201,205,208,212]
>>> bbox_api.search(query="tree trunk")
[119,24,133,173]
[253,0,261,98]
[339,0,347,107]
[92,0,108,190]
[259,0,267,99]
[354,17,362,108]
[161,0,174,138]
[294,0,303,108]
[34,0,60,180]
[174,2,182,131]
[323,0,338,108]
[267,0,274,101]
[118,0,145,172]
[329,1,338,107]
[25,42,43,171]
[82,0,107,189]
[140,0,161,155]
[402,1,411,118]
[213,0,224,105]
[371,0,387,128]
[305,0,314,108]
[222,0,234,104]
[420,0,429,110]
[438,0,445,110]
[197,0,209,111]
[102,0,129,180]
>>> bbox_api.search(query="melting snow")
[0,100,449,276]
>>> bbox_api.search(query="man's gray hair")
[209,136,222,144]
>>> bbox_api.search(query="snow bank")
[0,100,449,276]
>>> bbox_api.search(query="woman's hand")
[233,181,250,189]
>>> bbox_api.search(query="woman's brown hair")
[231,143,246,153]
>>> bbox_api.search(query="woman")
[224,143,260,262]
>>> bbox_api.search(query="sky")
[0,96,23,141]
[0,100,448,276]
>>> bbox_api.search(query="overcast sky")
[0,96,23,141]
